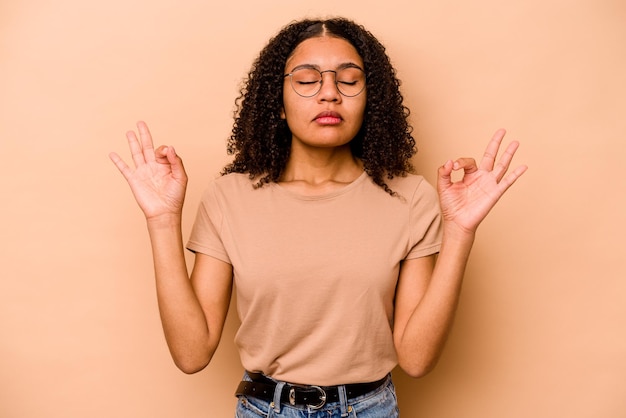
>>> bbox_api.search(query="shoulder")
[197,173,256,207]
[383,173,437,202]
[204,172,257,195]
[211,172,255,188]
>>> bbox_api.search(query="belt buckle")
[289,385,327,410]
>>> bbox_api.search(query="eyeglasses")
[283,66,366,98]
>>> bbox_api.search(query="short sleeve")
[186,181,232,264]
[405,178,442,259]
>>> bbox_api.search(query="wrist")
[442,221,476,244]
[146,212,183,229]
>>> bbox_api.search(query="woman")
[110,17,526,417]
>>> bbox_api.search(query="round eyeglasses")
[283,66,366,98]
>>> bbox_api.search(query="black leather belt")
[235,371,388,410]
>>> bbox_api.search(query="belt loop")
[338,384,349,417]
[272,381,285,413]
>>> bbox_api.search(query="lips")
[314,111,342,125]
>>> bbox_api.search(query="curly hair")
[222,17,416,195]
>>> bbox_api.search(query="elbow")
[399,360,437,379]
[395,335,448,378]
[175,359,209,374]
[168,340,217,374]
[397,350,441,379]
[172,352,211,375]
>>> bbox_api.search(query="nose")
[317,70,341,102]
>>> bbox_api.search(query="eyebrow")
[287,62,364,73]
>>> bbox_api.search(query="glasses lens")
[289,67,366,97]
[336,67,366,97]
[290,68,322,97]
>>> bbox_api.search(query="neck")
[280,143,363,192]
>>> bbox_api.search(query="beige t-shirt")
[187,171,442,386]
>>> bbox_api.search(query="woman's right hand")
[109,121,188,221]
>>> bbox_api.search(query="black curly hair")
[222,17,416,195]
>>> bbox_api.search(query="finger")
[479,129,506,171]
[492,140,520,182]
[453,158,478,175]
[496,164,528,194]
[154,145,170,162]
[126,130,145,167]
[109,151,133,181]
[153,145,188,182]
[437,160,454,192]
[165,146,188,182]
[137,121,156,163]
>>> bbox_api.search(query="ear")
[280,107,286,119]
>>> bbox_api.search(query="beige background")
[1,0,625,417]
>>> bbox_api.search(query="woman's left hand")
[437,129,528,234]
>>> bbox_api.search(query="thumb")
[165,146,187,181]
[437,160,454,192]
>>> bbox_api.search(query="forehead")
[285,36,363,70]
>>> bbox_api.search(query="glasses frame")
[283,67,366,98]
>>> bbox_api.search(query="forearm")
[146,215,213,373]
[396,223,475,377]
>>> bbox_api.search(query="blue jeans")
[235,372,400,417]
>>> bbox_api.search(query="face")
[281,36,366,151]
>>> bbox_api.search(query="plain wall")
[1,0,625,416]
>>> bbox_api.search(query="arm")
[110,121,232,374]
[393,129,527,378]
[148,216,232,374]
